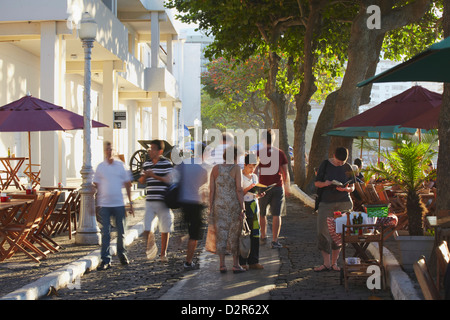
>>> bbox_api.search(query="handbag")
[239,219,251,258]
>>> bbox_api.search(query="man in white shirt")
[94,141,134,270]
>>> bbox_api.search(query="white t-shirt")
[94,159,132,207]
[242,172,258,202]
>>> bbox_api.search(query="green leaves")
[366,141,437,193]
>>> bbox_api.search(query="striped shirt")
[143,156,173,201]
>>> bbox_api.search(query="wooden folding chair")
[27,191,62,255]
[355,182,369,204]
[374,184,390,204]
[23,163,41,189]
[436,241,450,290]
[365,184,381,204]
[44,190,79,239]
[414,256,441,300]
[0,193,50,263]
[351,183,365,212]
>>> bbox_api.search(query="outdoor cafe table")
[40,186,77,201]
[0,198,34,227]
[0,157,28,190]
[327,211,398,249]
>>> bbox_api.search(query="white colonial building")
[0,0,201,186]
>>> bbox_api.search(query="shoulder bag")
[239,218,251,258]
[314,160,329,211]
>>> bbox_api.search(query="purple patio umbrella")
[0,94,108,173]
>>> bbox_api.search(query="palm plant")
[366,141,437,236]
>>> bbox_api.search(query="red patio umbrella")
[0,94,108,179]
[335,86,441,128]
[400,103,441,131]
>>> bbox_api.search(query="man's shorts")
[144,201,174,233]
[258,186,285,217]
[181,203,204,241]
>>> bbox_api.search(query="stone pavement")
[1,192,421,302]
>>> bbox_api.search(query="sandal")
[232,265,246,274]
[330,263,341,272]
[219,266,227,274]
[313,264,330,272]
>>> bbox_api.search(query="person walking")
[208,145,246,273]
[139,139,174,262]
[313,147,355,272]
[257,129,290,249]
[177,143,209,270]
[94,141,134,271]
[239,153,264,270]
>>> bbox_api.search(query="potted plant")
[366,140,437,271]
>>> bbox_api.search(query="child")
[239,153,265,270]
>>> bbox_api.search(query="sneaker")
[159,255,169,263]
[146,243,157,260]
[119,256,130,265]
[249,263,264,270]
[271,241,283,249]
[96,262,112,271]
[183,261,196,270]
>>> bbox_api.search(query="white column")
[151,92,160,138]
[151,11,160,68]
[40,22,61,187]
[167,36,173,73]
[102,61,116,144]
[166,102,174,144]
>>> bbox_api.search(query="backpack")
[164,183,180,209]
[164,163,184,209]
[314,160,328,211]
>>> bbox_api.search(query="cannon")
[129,139,174,182]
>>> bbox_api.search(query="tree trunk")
[306,0,431,193]
[303,90,339,193]
[329,1,387,156]
[265,51,290,170]
[406,191,427,236]
[436,0,450,215]
[293,1,322,188]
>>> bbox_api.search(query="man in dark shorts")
[257,129,290,249]
[177,143,209,270]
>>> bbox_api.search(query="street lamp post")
[75,12,101,245]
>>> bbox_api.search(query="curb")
[368,243,421,300]
[0,221,145,300]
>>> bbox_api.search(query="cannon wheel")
[129,149,148,181]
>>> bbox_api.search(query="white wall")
[181,42,201,127]
[65,73,104,178]
[0,43,40,170]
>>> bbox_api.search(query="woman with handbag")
[239,153,265,270]
[208,145,246,274]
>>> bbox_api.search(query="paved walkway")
[1,191,416,302]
